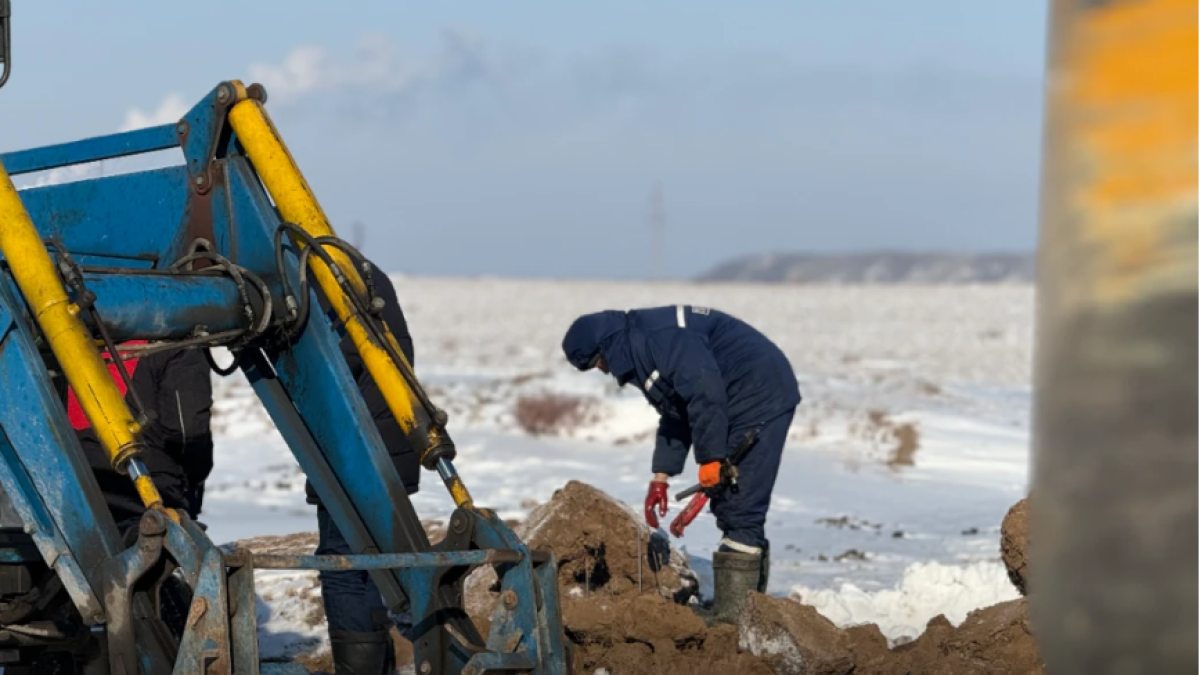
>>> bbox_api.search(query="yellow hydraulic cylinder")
[0,160,167,514]
[227,92,473,509]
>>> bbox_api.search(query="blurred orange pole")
[1030,0,1197,672]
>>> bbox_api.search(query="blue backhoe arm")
[0,82,566,675]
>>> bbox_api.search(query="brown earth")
[564,594,772,675]
[1000,498,1030,595]
[518,480,698,601]
[860,599,1044,675]
[243,488,1043,675]
[737,592,855,675]
[845,623,890,673]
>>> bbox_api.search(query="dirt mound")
[938,599,1043,674]
[738,592,855,675]
[462,481,776,674]
[466,480,698,622]
[845,623,890,672]
[520,480,698,600]
[849,600,1043,675]
[1000,498,1030,595]
[880,599,1043,675]
[565,594,772,675]
[234,484,1046,675]
[882,614,957,674]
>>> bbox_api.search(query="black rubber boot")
[695,549,764,627]
[329,628,394,675]
[758,539,771,594]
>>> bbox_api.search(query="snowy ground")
[201,276,1034,652]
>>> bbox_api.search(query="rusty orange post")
[1030,0,1197,672]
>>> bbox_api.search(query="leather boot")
[329,627,394,675]
[695,549,764,627]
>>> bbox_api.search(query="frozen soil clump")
[737,592,855,675]
[565,594,772,675]
[519,480,698,601]
[465,481,775,674]
[872,599,1044,675]
[1000,497,1030,595]
[465,480,698,618]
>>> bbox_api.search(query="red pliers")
[669,492,708,537]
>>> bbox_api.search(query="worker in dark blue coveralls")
[562,305,800,625]
[307,261,420,675]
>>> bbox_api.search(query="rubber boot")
[758,540,771,594]
[329,628,394,675]
[696,550,764,627]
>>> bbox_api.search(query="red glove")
[699,461,723,488]
[670,493,708,538]
[644,480,669,528]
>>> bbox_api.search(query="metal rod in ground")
[637,526,643,594]
[650,537,661,596]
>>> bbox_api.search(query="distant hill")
[696,251,1036,285]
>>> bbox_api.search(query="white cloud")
[246,33,421,107]
[15,163,104,190]
[247,45,332,107]
[119,93,189,132]
[117,28,506,130]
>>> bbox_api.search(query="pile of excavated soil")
[1000,498,1030,595]
[237,487,1045,675]
[564,595,771,675]
[500,482,767,674]
[738,592,856,674]
[517,480,698,601]
[856,598,1043,675]
[463,481,708,671]
[463,480,697,617]
[529,487,1045,675]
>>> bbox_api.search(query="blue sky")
[1,2,1049,279]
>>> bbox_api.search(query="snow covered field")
[202,276,1034,649]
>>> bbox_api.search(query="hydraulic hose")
[0,159,168,515]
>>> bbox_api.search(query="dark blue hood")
[561,310,637,386]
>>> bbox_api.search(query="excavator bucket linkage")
[0,81,567,675]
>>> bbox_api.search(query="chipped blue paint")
[82,272,247,341]
[0,124,179,176]
[0,81,566,675]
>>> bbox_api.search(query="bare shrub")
[514,393,598,436]
[863,410,921,470]
[888,423,920,468]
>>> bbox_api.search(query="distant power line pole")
[648,182,666,280]
[350,220,366,250]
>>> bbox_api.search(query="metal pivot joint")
[0,78,565,675]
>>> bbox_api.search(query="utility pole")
[648,182,665,280]
[350,220,366,250]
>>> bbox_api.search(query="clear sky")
[1,2,1049,280]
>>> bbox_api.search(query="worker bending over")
[562,305,800,624]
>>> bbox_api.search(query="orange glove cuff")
[699,461,723,488]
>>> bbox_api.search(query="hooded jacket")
[562,305,800,476]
